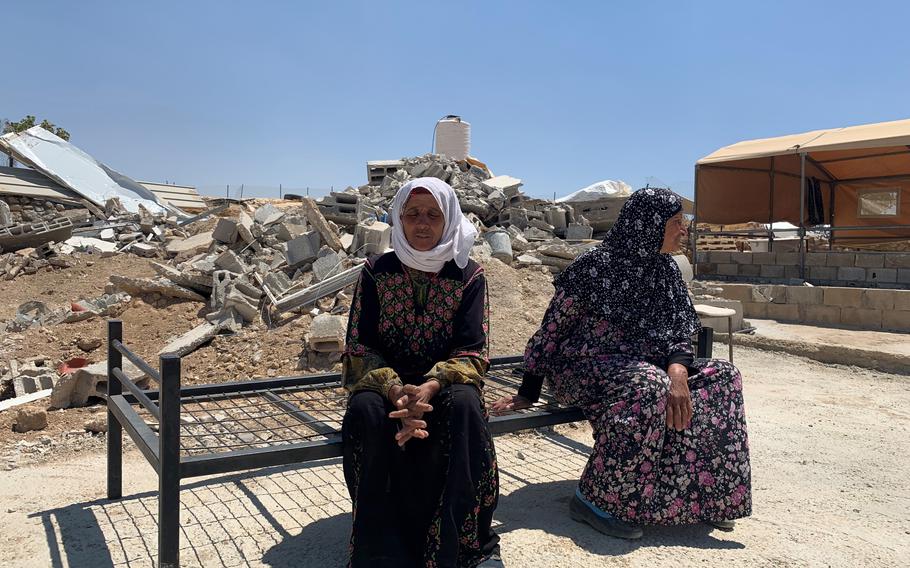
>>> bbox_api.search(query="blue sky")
[3,1,909,200]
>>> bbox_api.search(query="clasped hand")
[387,381,440,446]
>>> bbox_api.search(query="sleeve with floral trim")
[423,266,490,389]
[342,262,403,398]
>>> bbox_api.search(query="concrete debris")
[312,250,344,282]
[0,199,11,226]
[159,322,221,358]
[212,218,239,243]
[13,407,48,433]
[352,221,391,255]
[286,231,321,267]
[300,198,344,252]
[50,359,150,409]
[166,231,214,259]
[11,359,58,397]
[253,204,286,226]
[307,314,347,352]
[109,275,206,301]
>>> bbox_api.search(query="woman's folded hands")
[388,381,441,446]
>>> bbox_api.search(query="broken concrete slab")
[312,251,343,282]
[565,223,593,240]
[166,231,214,258]
[149,261,213,293]
[110,275,206,301]
[286,231,321,267]
[215,249,248,274]
[12,359,58,397]
[0,200,11,226]
[131,242,158,257]
[253,203,285,226]
[159,322,220,358]
[50,359,150,409]
[276,222,308,242]
[300,198,344,251]
[308,314,347,352]
[212,218,239,243]
[274,264,363,312]
[64,236,118,254]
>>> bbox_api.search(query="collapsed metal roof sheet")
[0,126,184,216]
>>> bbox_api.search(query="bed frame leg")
[697,327,714,359]
[107,319,123,501]
[158,355,181,568]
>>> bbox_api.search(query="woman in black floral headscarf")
[494,187,751,539]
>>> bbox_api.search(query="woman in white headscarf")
[341,177,502,568]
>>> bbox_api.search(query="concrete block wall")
[715,282,910,332]
[1,196,81,225]
[696,250,910,289]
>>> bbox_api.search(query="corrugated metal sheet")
[138,181,207,212]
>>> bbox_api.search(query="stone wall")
[715,282,910,332]
[696,250,910,289]
[0,196,82,225]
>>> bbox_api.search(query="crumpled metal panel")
[0,126,182,216]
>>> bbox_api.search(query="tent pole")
[769,157,775,252]
[693,165,699,277]
[829,182,836,250]
[799,153,807,279]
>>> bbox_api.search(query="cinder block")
[824,287,864,307]
[882,310,910,332]
[837,267,866,282]
[776,252,799,265]
[805,253,827,266]
[862,289,895,310]
[840,307,882,329]
[730,252,753,265]
[799,303,841,326]
[787,286,824,305]
[738,264,761,277]
[894,290,910,311]
[708,252,732,264]
[827,253,856,267]
[696,263,717,275]
[784,265,801,279]
[717,283,753,303]
[884,254,910,269]
[760,265,785,278]
[809,266,838,281]
[854,253,884,268]
[766,302,800,322]
[867,268,897,283]
[899,269,910,284]
[741,302,768,319]
[695,251,709,264]
[751,252,776,265]
[717,263,738,276]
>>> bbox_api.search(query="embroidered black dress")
[341,252,499,568]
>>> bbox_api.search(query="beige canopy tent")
[695,118,910,254]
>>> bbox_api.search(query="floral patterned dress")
[518,187,751,525]
[341,252,499,568]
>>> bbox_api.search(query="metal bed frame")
[104,319,714,568]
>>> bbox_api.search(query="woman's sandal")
[708,519,736,531]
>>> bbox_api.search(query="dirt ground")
[0,346,908,567]
[0,251,554,449]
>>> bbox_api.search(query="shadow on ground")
[32,431,742,568]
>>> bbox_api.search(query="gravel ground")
[1,346,908,567]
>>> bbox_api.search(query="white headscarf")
[390,177,478,273]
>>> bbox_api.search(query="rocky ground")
[0,249,554,463]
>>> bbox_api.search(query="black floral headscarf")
[555,187,700,345]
